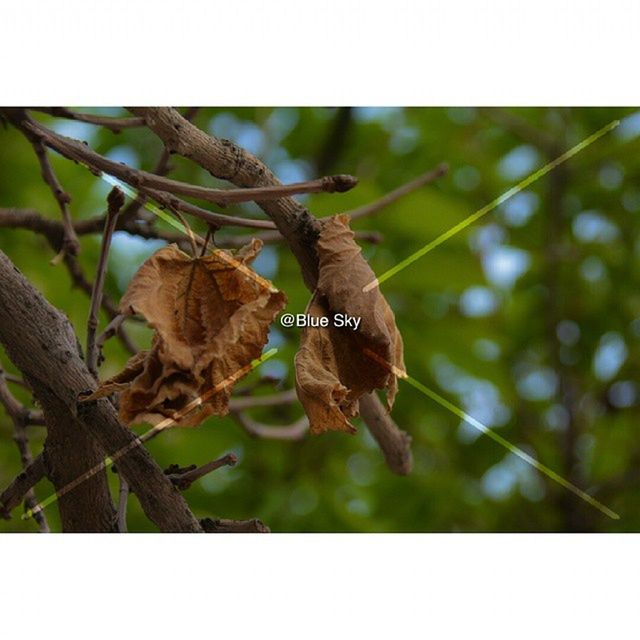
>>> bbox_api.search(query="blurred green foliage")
[1,107,639,532]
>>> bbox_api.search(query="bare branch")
[64,253,138,355]
[31,139,80,259]
[0,250,202,531]
[217,228,383,249]
[1,372,30,389]
[116,475,129,533]
[20,115,357,206]
[166,453,238,491]
[345,163,448,220]
[0,367,49,529]
[31,107,145,132]
[232,412,309,441]
[359,393,412,475]
[95,314,127,353]
[229,388,298,411]
[0,455,46,522]
[86,188,125,377]
[0,208,138,355]
[479,107,556,152]
[200,517,270,533]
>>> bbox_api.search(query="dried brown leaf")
[295,215,404,434]
[88,241,286,427]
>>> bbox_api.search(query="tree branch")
[31,107,145,132]
[200,517,270,533]
[232,412,309,441]
[116,475,129,533]
[0,250,202,532]
[0,208,138,355]
[131,107,413,474]
[86,187,124,377]
[358,393,412,475]
[0,367,49,530]
[0,455,46,522]
[165,453,238,491]
[17,113,357,206]
[344,163,448,220]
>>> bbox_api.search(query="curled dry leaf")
[87,240,286,427]
[295,214,404,435]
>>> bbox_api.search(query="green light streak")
[363,120,619,292]
[402,373,620,520]
[101,173,189,234]
[22,348,278,521]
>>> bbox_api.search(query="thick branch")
[129,107,323,289]
[0,250,202,532]
[358,393,412,475]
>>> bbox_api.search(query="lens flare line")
[362,348,619,520]
[362,120,620,292]
[101,174,277,293]
[22,348,278,521]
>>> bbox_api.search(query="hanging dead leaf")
[295,214,404,435]
[87,240,287,427]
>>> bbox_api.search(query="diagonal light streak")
[363,119,620,292]
[22,348,279,521]
[363,348,619,520]
[101,173,277,293]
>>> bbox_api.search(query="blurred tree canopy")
[1,106,639,532]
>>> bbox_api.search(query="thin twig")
[200,226,213,257]
[231,412,309,441]
[95,314,127,352]
[2,372,30,389]
[345,163,448,220]
[229,388,298,411]
[116,476,129,533]
[31,107,145,132]
[31,139,80,259]
[166,453,238,491]
[23,116,358,205]
[64,253,138,355]
[86,188,125,378]
[0,369,49,530]
[479,108,556,152]
[0,455,47,522]
[171,208,198,257]
[117,105,200,225]
[216,228,383,249]
[0,208,138,354]
[200,517,270,533]
[140,185,277,230]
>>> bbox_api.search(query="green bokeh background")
[1,107,639,532]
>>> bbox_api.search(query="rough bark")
[0,250,202,532]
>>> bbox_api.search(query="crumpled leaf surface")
[295,214,404,435]
[88,240,286,427]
